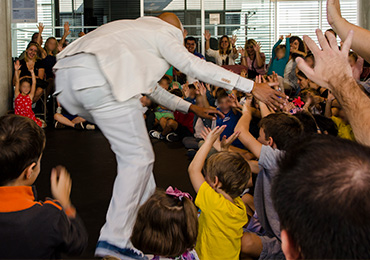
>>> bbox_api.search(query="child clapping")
[188,126,251,260]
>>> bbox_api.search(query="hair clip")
[292,96,304,108]
[166,186,193,202]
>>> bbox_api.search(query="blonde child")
[131,187,199,260]
[188,126,251,260]
[14,60,44,128]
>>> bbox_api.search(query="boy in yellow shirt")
[188,125,251,260]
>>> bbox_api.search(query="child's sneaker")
[149,130,164,140]
[166,132,179,142]
[54,121,66,129]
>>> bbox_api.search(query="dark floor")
[35,128,195,259]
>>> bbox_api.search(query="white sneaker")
[149,130,164,140]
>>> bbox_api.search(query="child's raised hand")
[14,60,21,71]
[51,166,72,209]
[286,33,291,39]
[202,126,226,145]
[37,22,44,34]
[220,131,240,151]
[240,69,247,78]
[198,82,207,96]
[279,35,284,40]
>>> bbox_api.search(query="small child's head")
[0,115,45,186]
[203,152,251,199]
[131,188,198,258]
[305,53,315,68]
[217,91,231,113]
[275,45,286,60]
[258,113,303,151]
[348,51,358,67]
[19,77,32,95]
[187,84,197,99]
[158,75,171,90]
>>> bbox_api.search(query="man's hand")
[189,104,224,120]
[251,83,287,110]
[51,166,72,209]
[296,29,353,90]
[327,0,342,26]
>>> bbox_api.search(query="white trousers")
[55,62,156,249]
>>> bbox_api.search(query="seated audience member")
[158,75,171,91]
[13,61,45,128]
[267,35,290,77]
[183,83,197,104]
[0,115,88,258]
[325,92,355,141]
[216,91,244,149]
[348,51,364,81]
[293,110,318,135]
[54,105,95,130]
[131,188,199,260]
[188,126,250,260]
[150,104,177,141]
[313,114,338,136]
[300,88,325,115]
[19,24,45,60]
[185,36,205,59]
[15,42,48,102]
[204,30,238,66]
[240,39,266,79]
[272,135,370,259]
[140,95,156,132]
[297,70,328,98]
[235,102,303,259]
[284,36,306,94]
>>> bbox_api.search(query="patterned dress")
[15,94,42,127]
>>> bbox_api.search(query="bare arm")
[235,104,263,159]
[254,43,265,68]
[29,69,37,100]
[58,22,70,51]
[297,29,370,145]
[188,126,226,193]
[204,30,211,51]
[327,0,370,63]
[13,61,21,98]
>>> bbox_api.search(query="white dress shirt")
[55,16,254,107]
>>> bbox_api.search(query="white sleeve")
[147,84,191,113]
[206,48,218,58]
[156,31,254,93]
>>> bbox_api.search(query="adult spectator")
[240,39,266,78]
[185,36,205,59]
[204,30,238,66]
[272,135,370,259]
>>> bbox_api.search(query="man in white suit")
[54,13,286,259]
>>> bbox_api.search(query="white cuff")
[234,77,255,93]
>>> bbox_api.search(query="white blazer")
[55,16,254,103]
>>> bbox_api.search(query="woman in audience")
[283,36,306,95]
[14,42,47,102]
[240,39,266,79]
[131,187,199,260]
[204,30,238,66]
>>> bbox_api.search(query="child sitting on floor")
[188,126,251,260]
[234,102,303,259]
[131,187,199,260]
[0,115,88,258]
[13,60,45,128]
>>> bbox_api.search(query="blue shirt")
[267,38,290,77]
[216,108,244,148]
[193,51,205,60]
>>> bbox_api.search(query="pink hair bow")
[166,186,193,201]
[292,96,304,108]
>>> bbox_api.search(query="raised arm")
[188,126,226,193]
[297,29,370,145]
[271,37,283,59]
[13,61,21,98]
[58,22,71,51]
[36,23,47,59]
[28,64,37,100]
[284,36,291,60]
[254,42,265,68]
[327,0,370,63]
[204,30,211,51]
[234,103,263,159]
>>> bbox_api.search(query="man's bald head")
[158,12,183,32]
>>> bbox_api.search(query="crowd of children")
[3,0,370,259]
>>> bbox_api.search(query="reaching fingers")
[341,30,354,55]
[316,29,331,51]
[303,35,321,56]
[226,131,240,144]
[325,31,339,52]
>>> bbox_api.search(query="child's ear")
[214,176,220,188]
[24,162,37,180]
[267,137,274,147]
[281,229,301,260]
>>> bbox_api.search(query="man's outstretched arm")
[297,29,370,146]
[327,0,370,63]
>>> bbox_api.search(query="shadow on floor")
[35,128,195,259]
